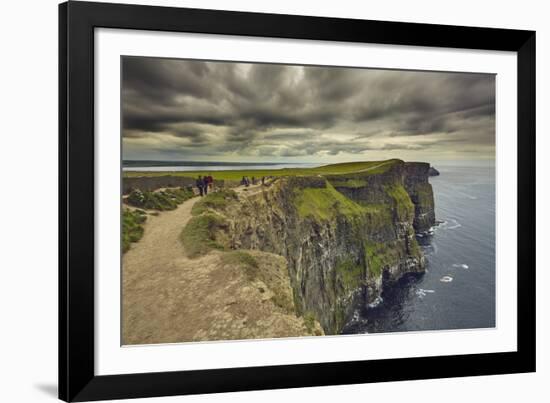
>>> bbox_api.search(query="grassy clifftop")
[124,159,401,180]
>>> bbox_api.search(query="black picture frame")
[59,1,536,401]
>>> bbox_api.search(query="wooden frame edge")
[59,1,536,401]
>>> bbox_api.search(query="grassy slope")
[180,190,240,258]
[124,159,401,180]
[294,181,365,220]
[122,209,147,253]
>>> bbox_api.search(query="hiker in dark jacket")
[196,176,204,196]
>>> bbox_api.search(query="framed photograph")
[59,1,535,401]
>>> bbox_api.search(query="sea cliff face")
[208,160,435,334]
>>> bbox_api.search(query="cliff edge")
[182,159,436,335]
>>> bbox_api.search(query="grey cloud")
[122,57,495,161]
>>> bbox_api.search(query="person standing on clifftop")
[196,176,204,197]
[207,175,213,191]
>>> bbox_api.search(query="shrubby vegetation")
[126,187,194,210]
[335,257,365,291]
[180,190,240,258]
[364,240,401,279]
[122,209,147,253]
[303,311,322,335]
[180,213,227,258]
[191,189,238,216]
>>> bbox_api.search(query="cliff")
[189,159,435,335]
[429,166,440,176]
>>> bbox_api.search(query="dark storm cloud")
[122,57,214,102]
[122,57,495,160]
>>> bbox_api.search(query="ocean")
[122,161,319,171]
[343,163,496,333]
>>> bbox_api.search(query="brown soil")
[122,193,319,345]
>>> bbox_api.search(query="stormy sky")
[122,57,495,163]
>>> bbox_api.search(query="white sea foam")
[350,310,360,322]
[448,219,462,229]
[416,288,435,298]
[452,263,469,269]
[368,296,383,308]
[440,276,453,283]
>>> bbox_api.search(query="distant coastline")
[123,160,311,168]
[123,160,322,172]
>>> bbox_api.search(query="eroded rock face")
[403,162,436,233]
[429,166,440,176]
[217,160,435,334]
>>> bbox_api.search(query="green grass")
[191,189,238,216]
[408,236,422,257]
[122,209,147,253]
[123,159,401,180]
[294,181,366,221]
[126,187,194,211]
[220,251,259,281]
[335,257,365,290]
[364,240,401,279]
[180,213,227,258]
[357,202,394,231]
[303,311,318,334]
[327,178,368,188]
[413,182,434,205]
[385,184,415,220]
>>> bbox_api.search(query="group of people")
[196,175,214,196]
[240,176,270,187]
[196,174,275,195]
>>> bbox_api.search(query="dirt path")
[122,196,203,344]
[233,183,265,197]
[355,160,392,173]
[122,192,314,345]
